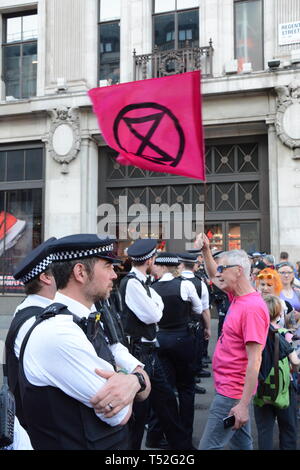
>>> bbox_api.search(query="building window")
[234,0,263,72]
[205,221,260,253]
[2,11,38,100]
[99,0,120,85]
[153,0,199,51]
[0,146,44,295]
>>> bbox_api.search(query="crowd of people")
[1,233,300,451]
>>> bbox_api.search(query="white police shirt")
[12,417,33,450]
[125,267,164,342]
[22,292,130,426]
[1,417,33,451]
[14,294,53,358]
[158,272,204,315]
[180,270,210,311]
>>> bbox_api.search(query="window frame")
[2,9,38,100]
[234,0,264,72]
[0,143,45,295]
[97,1,121,85]
[152,1,199,51]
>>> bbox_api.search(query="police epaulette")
[39,303,70,320]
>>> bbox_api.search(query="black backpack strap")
[126,272,138,280]
[257,327,280,401]
[272,330,280,401]
[126,272,151,297]
[180,275,202,299]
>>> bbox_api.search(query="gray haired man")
[195,234,270,450]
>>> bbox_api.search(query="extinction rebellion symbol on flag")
[88,71,206,181]
[113,102,185,168]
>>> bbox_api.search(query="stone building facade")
[0,0,300,308]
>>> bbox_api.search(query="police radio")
[0,362,15,448]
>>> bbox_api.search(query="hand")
[90,369,140,417]
[229,402,249,430]
[204,328,211,340]
[195,233,210,251]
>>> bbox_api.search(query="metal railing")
[133,39,214,81]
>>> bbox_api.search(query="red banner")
[89,71,205,181]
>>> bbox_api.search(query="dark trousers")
[193,322,204,374]
[254,384,298,450]
[129,346,189,450]
[148,329,195,445]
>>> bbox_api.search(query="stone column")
[80,136,99,233]
[121,0,152,83]
[274,81,300,262]
[267,121,280,261]
[45,0,91,92]
[202,0,233,77]
[36,0,47,96]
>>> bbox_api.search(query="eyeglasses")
[257,273,275,280]
[216,264,239,273]
[278,271,293,276]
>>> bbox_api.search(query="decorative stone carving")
[47,106,81,173]
[275,81,300,159]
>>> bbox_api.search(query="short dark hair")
[24,268,53,295]
[280,251,289,260]
[182,261,195,271]
[52,257,98,289]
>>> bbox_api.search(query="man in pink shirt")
[196,234,269,450]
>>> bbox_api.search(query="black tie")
[142,280,151,298]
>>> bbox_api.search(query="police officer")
[178,253,211,384]
[119,239,191,450]
[188,249,213,366]
[5,238,57,427]
[17,234,150,450]
[147,252,206,448]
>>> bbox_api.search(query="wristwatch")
[132,372,146,393]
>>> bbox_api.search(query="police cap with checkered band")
[13,237,57,284]
[154,252,180,266]
[127,239,157,262]
[49,234,121,264]
[187,249,202,256]
[177,253,198,263]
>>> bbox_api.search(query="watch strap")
[132,372,146,392]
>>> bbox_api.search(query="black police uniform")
[150,253,197,447]
[119,240,190,450]
[18,303,127,450]
[178,252,208,378]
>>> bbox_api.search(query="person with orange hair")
[256,268,282,296]
[256,268,300,329]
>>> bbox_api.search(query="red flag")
[88,71,205,181]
